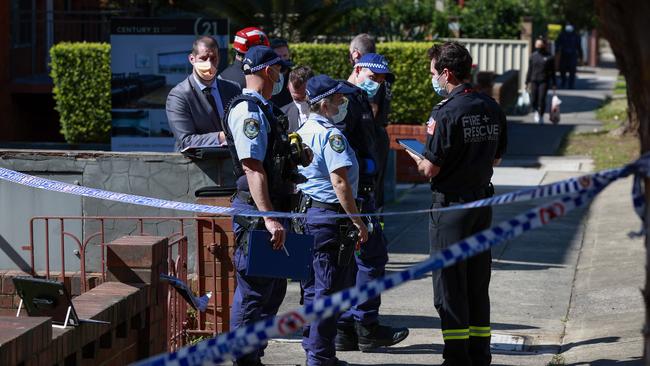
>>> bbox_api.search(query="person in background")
[347,33,391,217]
[281,65,314,132]
[335,53,410,353]
[526,38,556,124]
[270,38,294,108]
[166,36,241,151]
[555,23,583,89]
[219,27,270,89]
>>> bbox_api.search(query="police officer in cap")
[297,74,368,366]
[224,45,308,366]
[407,42,507,366]
[335,53,409,352]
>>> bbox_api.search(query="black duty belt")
[298,194,363,214]
[432,184,494,206]
[232,190,299,212]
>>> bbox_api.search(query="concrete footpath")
[256,67,644,365]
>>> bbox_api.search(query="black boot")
[355,322,410,352]
[335,323,359,351]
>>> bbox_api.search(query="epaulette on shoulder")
[432,96,453,110]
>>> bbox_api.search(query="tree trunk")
[595,1,650,364]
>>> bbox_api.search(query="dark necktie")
[202,87,223,132]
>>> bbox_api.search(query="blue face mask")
[330,98,349,124]
[357,78,380,98]
[272,72,285,96]
[431,73,448,97]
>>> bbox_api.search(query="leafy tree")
[450,0,525,39]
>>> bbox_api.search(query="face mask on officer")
[431,69,449,97]
[193,59,217,81]
[565,24,574,33]
[356,68,381,98]
[327,97,349,124]
[266,66,285,96]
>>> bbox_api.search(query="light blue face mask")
[357,77,380,98]
[431,73,448,97]
[272,72,285,96]
[330,98,349,124]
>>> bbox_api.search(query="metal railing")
[23,215,230,350]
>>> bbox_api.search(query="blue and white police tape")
[132,171,611,366]
[0,156,643,220]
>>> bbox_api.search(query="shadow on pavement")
[552,93,604,114]
[504,123,574,156]
[560,336,619,352]
[567,358,642,366]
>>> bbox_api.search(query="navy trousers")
[338,193,389,326]
[302,207,352,366]
[230,197,288,364]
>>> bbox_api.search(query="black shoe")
[233,360,265,366]
[355,322,410,352]
[335,323,359,351]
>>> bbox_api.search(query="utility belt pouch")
[234,215,263,255]
[337,221,359,266]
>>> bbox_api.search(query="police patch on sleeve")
[243,118,260,139]
[328,134,346,153]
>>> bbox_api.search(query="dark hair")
[427,42,472,81]
[270,38,289,49]
[350,33,376,55]
[289,66,314,87]
[192,36,219,55]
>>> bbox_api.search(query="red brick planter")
[386,124,429,183]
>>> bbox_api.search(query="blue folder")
[246,230,314,280]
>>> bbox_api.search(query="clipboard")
[396,138,426,160]
[246,230,314,280]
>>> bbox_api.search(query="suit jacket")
[281,101,301,132]
[166,75,241,151]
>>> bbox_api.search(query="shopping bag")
[515,90,531,115]
[550,94,562,124]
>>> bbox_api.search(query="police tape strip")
[0,162,638,219]
[132,169,618,366]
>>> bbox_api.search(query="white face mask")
[565,25,574,33]
[194,59,216,81]
[330,98,349,124]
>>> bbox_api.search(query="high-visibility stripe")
[442,328,470,341]
[469,326,491,337]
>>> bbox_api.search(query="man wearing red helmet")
[219,27,270,89]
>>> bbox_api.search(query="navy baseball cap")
[355,53,395,82]
[306,75,357,105]
[242,45,291,74]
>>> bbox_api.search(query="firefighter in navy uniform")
[407,42,507,366]
[333,54,409,352]
[223,45,311,366]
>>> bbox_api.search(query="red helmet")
[233,27,270,54]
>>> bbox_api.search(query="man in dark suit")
[281,65,313,132]
[166,36,241,151]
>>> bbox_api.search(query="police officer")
[407,42,507,366]
[347,35,391,214]
[219,27,270,89]
[335,53,409,352]
[297,74,369,366]
[223,45,302,366]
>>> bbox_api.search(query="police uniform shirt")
[424,83,508,194]
[227,88,270,162]
[297,113,359,203]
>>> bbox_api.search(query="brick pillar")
[196,196,236,333]
[106,236,169,356]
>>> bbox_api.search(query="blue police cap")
[242,45,291,74]
[355,53,395,82]
[306,74,357,105]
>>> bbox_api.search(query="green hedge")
[291,42,441,124]
[50,42,111,143]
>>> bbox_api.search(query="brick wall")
[0,236,169,365]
